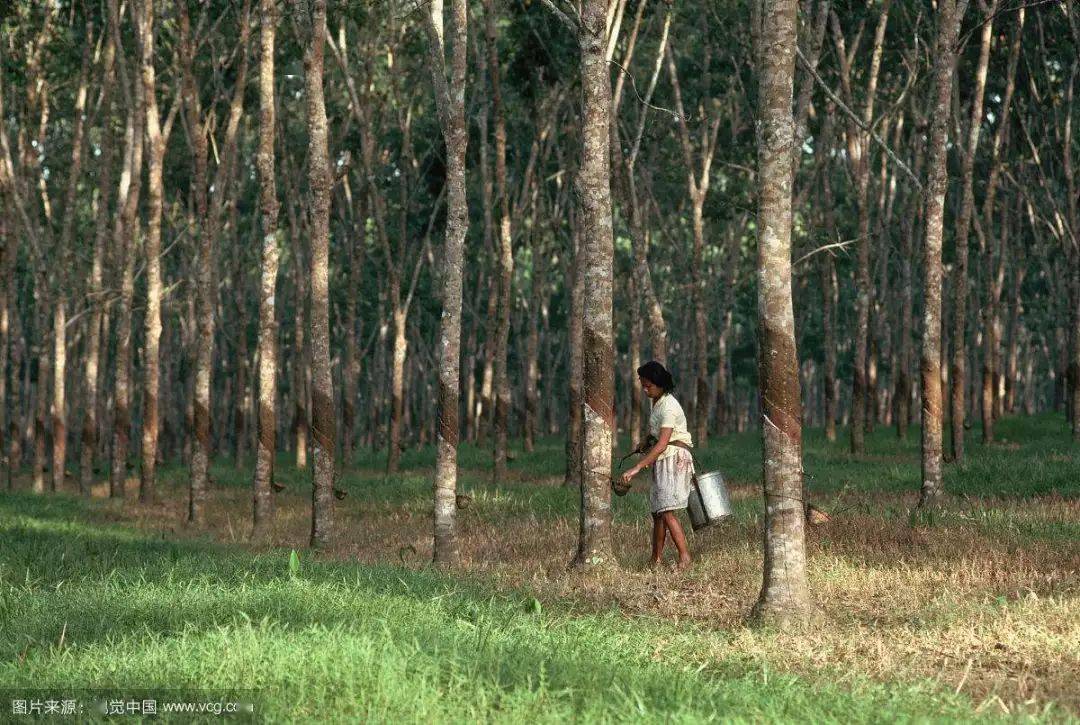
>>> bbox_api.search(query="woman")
[621,360,695,570]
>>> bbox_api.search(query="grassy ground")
[1,413,1077,722]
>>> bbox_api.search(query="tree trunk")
[572,0,615,569]
[564,215,584,489]
[524,226,544,453]
[751,0,809,623]
[342,188,364,465]
[424,0,469,565]
[296,0,335,549]
[291,219,309,469]
[388,307,406,474]
[819,114,839,442]
[252,0,280,539]
[484,0,513,484]
[81,33,117,494]
[51,26,93,493]
[950,1,997,461]
[831,2,890,456]
[139,0,165,503]
[918,0,964,509]
[183,0,250,523]
[33,297,48,494]
[628,273,643,448]
[0,223,10,489]
[110,76,145,501]
[896,185,917,441]
[473,28,496,447]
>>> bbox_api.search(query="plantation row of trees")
[0,0,1077,619]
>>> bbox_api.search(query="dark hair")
[637,360,674,392]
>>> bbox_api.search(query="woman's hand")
[621,466,640,484]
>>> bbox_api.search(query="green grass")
[0,493,1025,724]
[3,413,1077,721]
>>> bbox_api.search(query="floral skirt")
[650,447,695,514]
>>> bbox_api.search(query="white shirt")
[648,393,693,461]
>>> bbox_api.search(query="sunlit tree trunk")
[751,0,808,623]
[572,0,616,569]
[424,0,468,565]
[252,0,280,538]
[138,0,171,502]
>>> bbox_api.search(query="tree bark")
[81,29,117,494]
[424,0,469,565]
[183,0,251,523]
[524,215,544,453]
[110,60,145,502]
[252,0,280,539]
[572,0,615,569]
[483,0,513,484]
[50,24,93,493]
[918,0,965,509]
[819,108,839,442]
[950,0,997,461]
[139,0,168,503]
[0,222,9,489]
[831,2,890,455]
[751,0,809,624]
[33,295,48,494]
[294,0,335,549]
[564,213,584,489]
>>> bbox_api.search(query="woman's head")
[637,360,674,400]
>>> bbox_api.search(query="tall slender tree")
[293,0,335,548]
[252,0,281,538]
[950,0,998,461]
[482,0,514,484]
[918,0,966,509]
[138,0,181,502]
[109,0,145,501]
[82,24,117,494]
[182,0,251,523]
[572,0,615,569]
[830,1,891,456]
[751,0,809,622]
[423,0,469,565]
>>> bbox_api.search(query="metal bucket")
[687,470,732,531]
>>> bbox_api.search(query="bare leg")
[662,511,691,569]
[651,513,665,565]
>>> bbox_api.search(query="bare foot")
[647,559,663,571]
[675,554,692,572]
